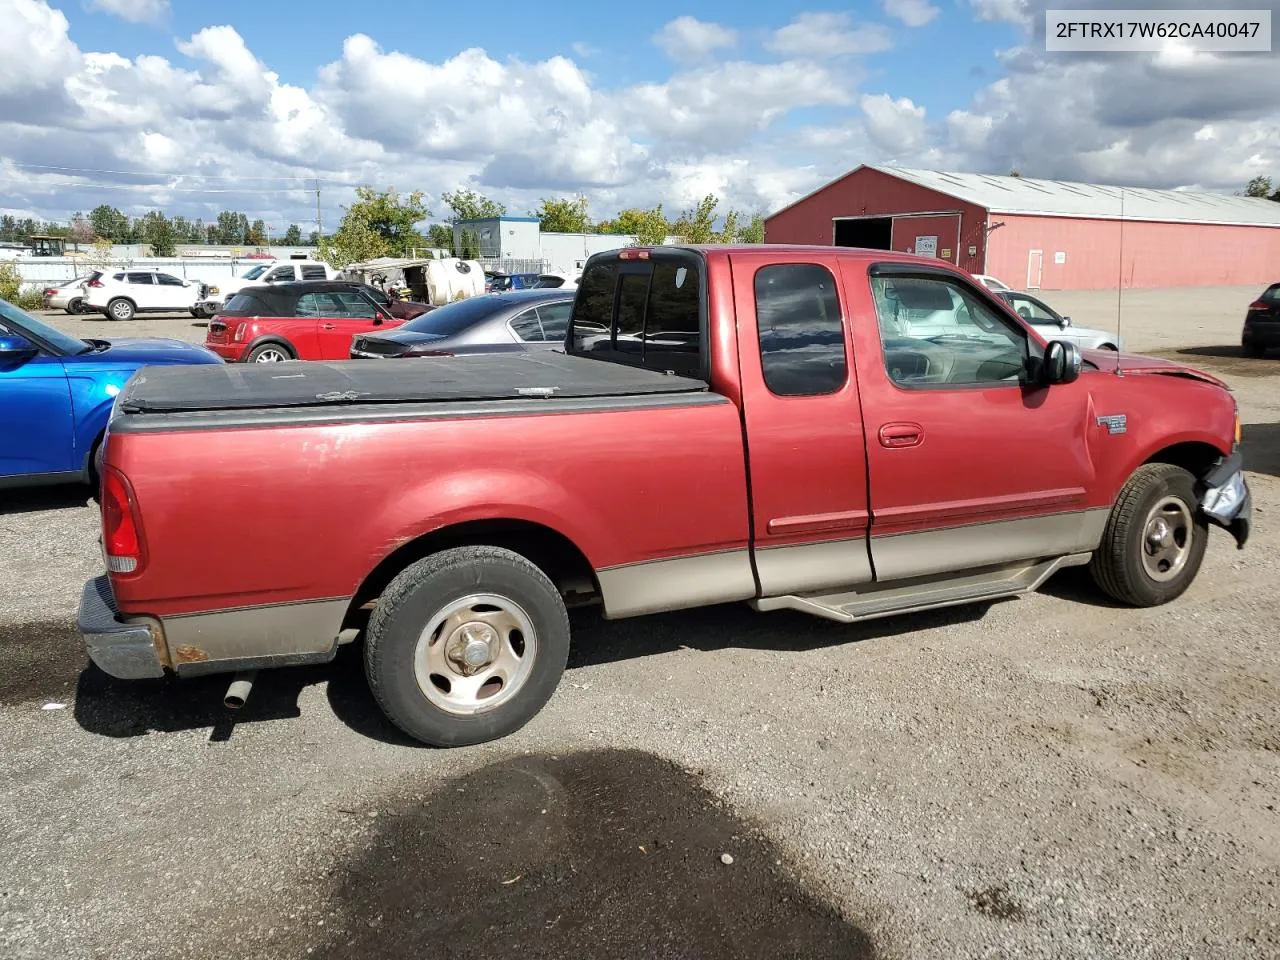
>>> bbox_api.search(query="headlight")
[209,286,220,295]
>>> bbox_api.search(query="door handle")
[321,323,336,330]
[879,422,924,448]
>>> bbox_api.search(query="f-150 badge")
[1096,414,1127,435]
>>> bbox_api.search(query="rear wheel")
[1243,339,1266,359]
[364,546,571,747]
[1089,463,1207,607]
[106,298,135,322]
[66,298,87,315]
[245,342,293,363]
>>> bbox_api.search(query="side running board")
[750,553,1092,624]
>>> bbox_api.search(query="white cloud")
[652,16,738,63]
[861,94,928,152]
[767,11,893,59]
[967,0,1029,24]
[87,0,169,23]
[571,41,595,58]
[883,0,940,27]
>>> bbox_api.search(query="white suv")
[194,259,337,317]
[84,269,204,322]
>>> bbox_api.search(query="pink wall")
[766,167,990,276]
[986,214,1280,290]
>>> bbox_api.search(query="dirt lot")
[2,294,1278,959]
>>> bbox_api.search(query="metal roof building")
[765,164,1280,290]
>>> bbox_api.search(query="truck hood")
[81,337,224,366]
[1081,349,1228,390]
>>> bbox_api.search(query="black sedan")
[350,289,574,359]
[1242,282,1280,357]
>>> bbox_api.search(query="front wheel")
[364,546,571,747]
[1089,463,1208,607]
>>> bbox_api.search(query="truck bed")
[117,352,709,414]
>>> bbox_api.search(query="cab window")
[870,274,1029,387]
[754,263,847,397]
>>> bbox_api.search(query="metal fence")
[3,255,271,291]
[477,258,551,276]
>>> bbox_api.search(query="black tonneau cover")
[119,352,708,414]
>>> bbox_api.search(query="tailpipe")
[223,671,257,710]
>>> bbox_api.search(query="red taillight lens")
[88,279,103,288]
[43,288,57,297]
[1248,300,1268,311]
[102,466,145,576]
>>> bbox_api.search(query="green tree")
[317,214,388,269]
[599,205,669,245]
[248,218,268,245]
[441,189,506,223]
[338,186,429,255]
[215,210,250,245]
[1244,175,1272,198]
[281,223,302,245]
[672,194,719,244]
[534,196,590,233]
[739,213,766,244]
[89,204,130,242]
[140,210,176,257]
[426,223,454,250]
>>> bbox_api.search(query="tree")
[140,210,176,256]
[69,212,96,247]
[1244,175,1273,198]
[739,213,766,244]
[281,223,302,245]
[334,186,430,255]
[672,194,719,244]
[248,219,268,245]
[1009,169,1022,178]
[534,196,590,233]
[215,210,250,245]
[598,206,669,244]
[441,189,506,223]
[89,204,130,242]
[317,214,388,269]
[426,224,454,250]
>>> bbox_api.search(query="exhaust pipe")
[223,671,257,709]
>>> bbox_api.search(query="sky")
[1,0,1278,235]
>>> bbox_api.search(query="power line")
[0,174,342,195]
[7,160,338,182]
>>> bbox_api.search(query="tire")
[106,298,135,322]
[1089,463,1208,607]
[66,298,86,315]
[364,545,571,747]
[1097,342,1118,351]
[1243,339,1265,359]
[245,342,293,363]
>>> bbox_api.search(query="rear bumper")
[1242,322,1280,347]
[205,341,246,362]
[78,575,165,679]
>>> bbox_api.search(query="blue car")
[0,297,223,489]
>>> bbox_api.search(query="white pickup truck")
[193,259,338,317]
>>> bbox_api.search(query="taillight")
[88,279,103,288]
[102,466,145,576]
[1247,300,1267,311]
[43,288,57,297]
[405,344,453,357]
[234,322,247,341]
[617,249,651,260]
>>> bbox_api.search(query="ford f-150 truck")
[79,245,1252,747]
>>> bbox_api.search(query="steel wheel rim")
[110,302,131,320]
[253,348,288,362]
[413,593,537,716]
[1141,495,1193,582]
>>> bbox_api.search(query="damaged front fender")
[1200,452,1252,549]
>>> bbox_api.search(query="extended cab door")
[844,261,1102,582]
[728,252,874,596]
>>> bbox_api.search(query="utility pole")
[314,178,323,239]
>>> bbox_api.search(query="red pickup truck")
[79,245,1251,747]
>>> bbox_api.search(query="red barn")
[764,165,1280,291]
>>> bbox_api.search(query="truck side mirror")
[1042,340,1081,385]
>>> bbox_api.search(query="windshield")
[399,296,509,336]
[0,298,90,355]
[240,265,269,280]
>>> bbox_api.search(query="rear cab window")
[567,249,705,378]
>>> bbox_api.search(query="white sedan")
[997,290,1121,351]
[972,273,1014,294]
[83,269,204,321]
[42,275,95,314]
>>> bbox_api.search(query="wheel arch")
[1140,439,1227,484]
[244,335,297,360]
[343,518,600,630]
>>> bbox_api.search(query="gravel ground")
[1,301,1277,959]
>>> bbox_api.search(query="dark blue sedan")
[0,297,222,489]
